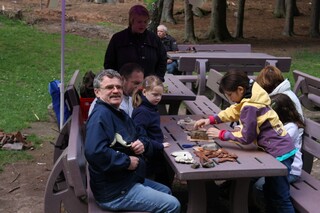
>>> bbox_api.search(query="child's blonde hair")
[132,75,164,108]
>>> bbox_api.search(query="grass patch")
[0,15,106,132]
[0,15,107,170]
[0,150,33,172]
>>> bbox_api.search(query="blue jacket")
[132,95,164,151]
[104,27,167,81]
[85,99,152,202]
[132,95,165,175]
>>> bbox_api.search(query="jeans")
[264,157,295,213]
[252,157,295,213]
[97,179,181,213]
[167,61,179,74]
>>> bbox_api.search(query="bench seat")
[290,170,320,213]
[290,118,320,213]
[183,95,221,115]
[293,70,320,111]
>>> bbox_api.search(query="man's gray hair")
[157,24,167,32]
[93,69,122,89]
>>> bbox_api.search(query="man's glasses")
[100,85,123,91]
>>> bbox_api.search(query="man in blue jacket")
[85,69,180,212]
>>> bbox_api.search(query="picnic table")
[160,114,287,213]
[159,74,196,115]
[168,52,291,74]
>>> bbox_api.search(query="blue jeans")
[167,61,178,74]
[97,179,181,213]
[263,157,295,213]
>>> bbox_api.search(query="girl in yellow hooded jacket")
[194,70,295,213]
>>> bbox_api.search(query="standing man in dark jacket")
[85,69,180,212]
[157,24,179,74]
[104,5,167,81]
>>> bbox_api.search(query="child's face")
[143,86,164,106]
[224,86,244,103]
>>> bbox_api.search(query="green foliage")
[144,0,157,10]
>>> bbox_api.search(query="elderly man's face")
[123,70,144,96]
[131,15,148,34]
[157,28,166,39]
[95,76,123,108]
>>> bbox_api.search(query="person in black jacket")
[104,5,167,81]
[157,24,179,75]
[85,69,180,212]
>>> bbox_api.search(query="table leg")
[167,101,181,115]
[186,180,206,213]
[229,178,250,213]
[158,104,168,115]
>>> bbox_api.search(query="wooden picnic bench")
[290,118,320,213]
[183,69,231,115]
[293,70,320,111]
[52,70,82,163]
[45,105,147,213]
[173,44,252,92]
[177,43,252,52]
[169,52,291,95]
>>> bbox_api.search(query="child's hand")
[163,142,170,148]
[194,118,210,129]
[130,140,145,155]
[206,127,220,138]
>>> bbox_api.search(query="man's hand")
[130,140,145,155]
[128,156,139,170]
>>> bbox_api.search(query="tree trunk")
[161,0,176,24]
[274,0,300,17]
[234,0,246,38]
[207,0,232,41]
[148,0,164,33]
[274,0,285,18]
[310,0,320,37]
[184,0,197,42]
[282,0,294,36]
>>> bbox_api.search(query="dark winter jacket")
[132,95,164,152]
[160,34,178,52]
[85,98,152,203]
[132,95,165,175]
[104,27,167,81]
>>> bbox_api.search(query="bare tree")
[234,0,246,38]
[310,0,320,37]
[184,0,197,42]
[148,0,165,33]
[161,0,176,24]
[207,0,232,41]
[282,0,294,36]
